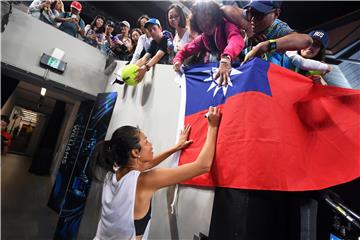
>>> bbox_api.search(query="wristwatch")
[268,39,277,53]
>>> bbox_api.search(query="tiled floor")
[1,154,58,240]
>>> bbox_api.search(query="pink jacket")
[173,19,245,64]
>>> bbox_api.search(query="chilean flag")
[178,58,360,191]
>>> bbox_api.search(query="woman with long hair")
[92,107,221,239]
[37,0,64,27]
[286,30,332,85]
[49,0,64,27]
[83,15,106,48]
[130,28,143,53]
[166,4,191,53]
[130,15,153,64]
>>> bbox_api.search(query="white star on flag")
[202,67,242,97]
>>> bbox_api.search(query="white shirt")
[130,34,153,64]
[28,0,44,18]
[286,51,329,73]
[174,29,190,53]
[94,170,151,240]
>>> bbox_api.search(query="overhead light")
[41,88,47,96]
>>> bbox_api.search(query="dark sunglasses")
[246,8,276,20]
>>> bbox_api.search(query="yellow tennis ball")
[121,64,139,86]
[307,70,323,76]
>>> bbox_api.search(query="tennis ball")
[121,64,139,86]
[307,70,322,76]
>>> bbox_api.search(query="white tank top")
[94,170,151,240]
[174,29,190,53]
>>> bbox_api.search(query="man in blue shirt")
[55,1,85,38]
[242,0,312,66]
[223,0,312,67]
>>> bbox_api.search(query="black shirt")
[147,35,170,64]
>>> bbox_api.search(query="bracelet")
[220,56,231,64]
[145,64,151,71]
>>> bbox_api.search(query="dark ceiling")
[62,1,360,34]
[279,1,360,32]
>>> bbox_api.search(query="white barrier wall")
[79,61,215,240]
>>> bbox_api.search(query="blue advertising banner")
[52,92,117,239]
[330,233,343,240]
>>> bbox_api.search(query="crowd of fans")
[28,0,182,66]
[27,0,332,86]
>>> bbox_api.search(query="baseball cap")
[120,20,130,29]
[244,0,282,14]
[144,18,161,28]
[308,30,329,48]
[70,1,82,12]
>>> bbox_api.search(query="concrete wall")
[1,8,108,99]
[78,61,215,240]
[1,90,17,117]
